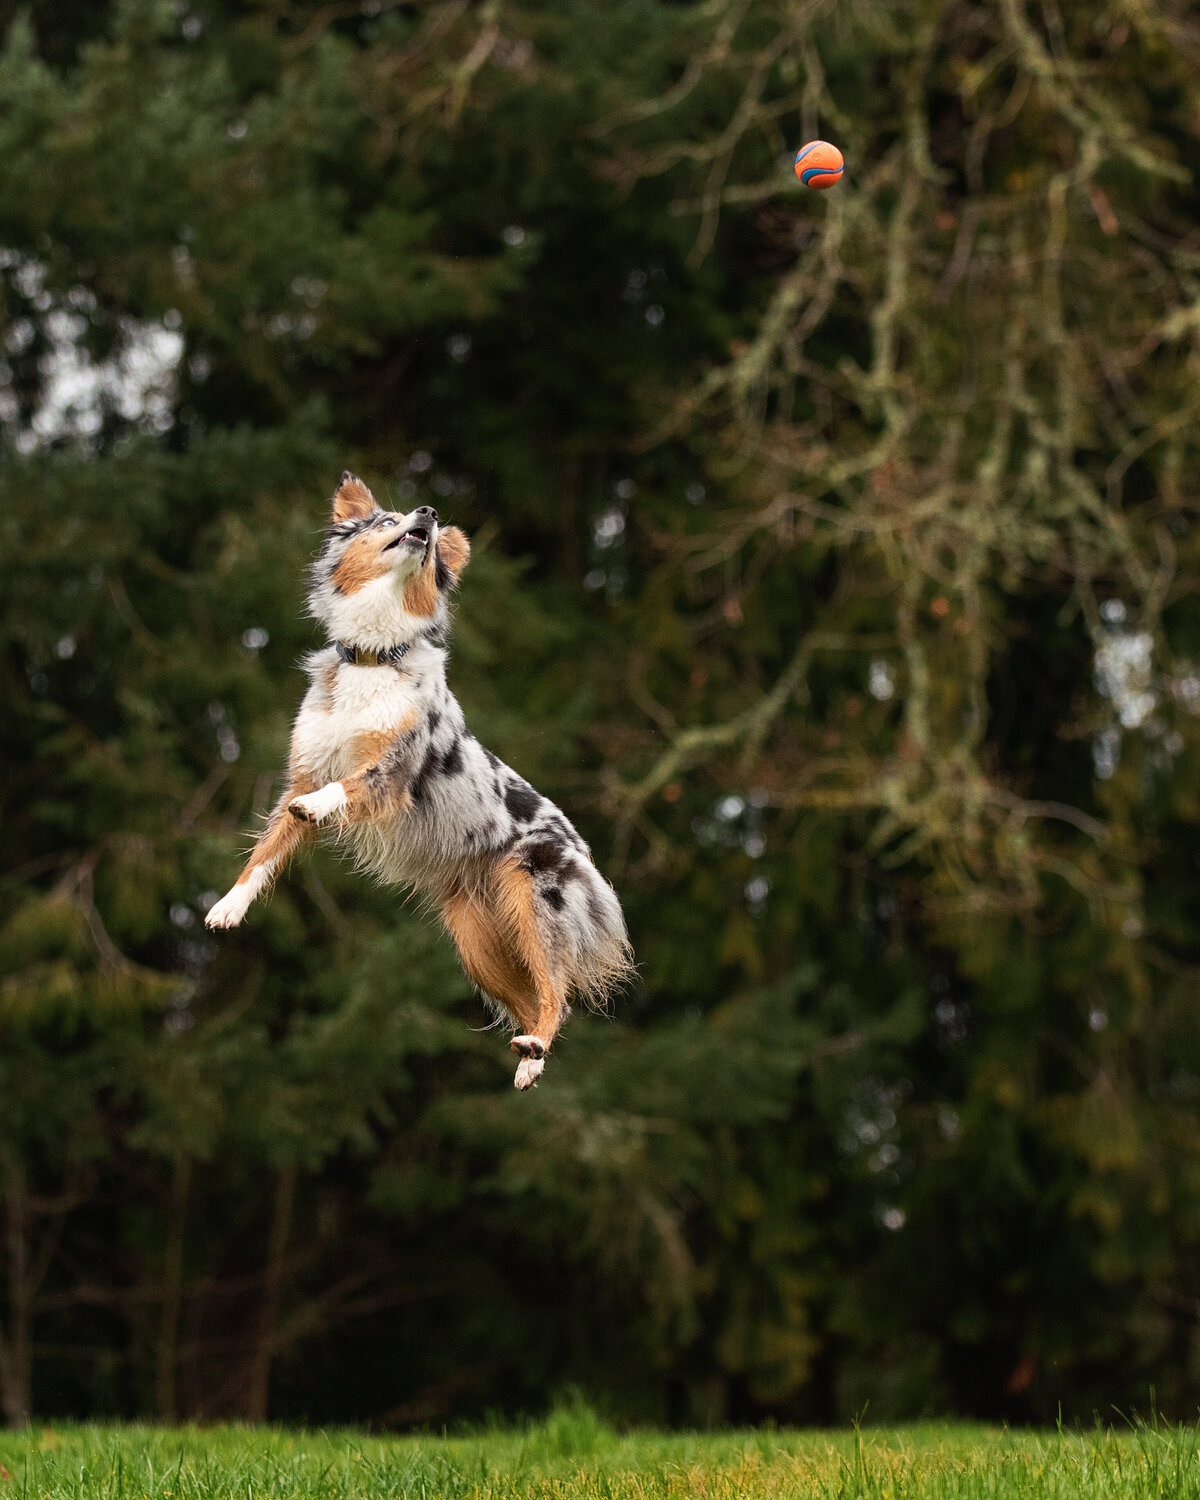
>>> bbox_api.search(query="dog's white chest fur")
[293,655,423,784]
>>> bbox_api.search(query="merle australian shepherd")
[206,472,633,1088]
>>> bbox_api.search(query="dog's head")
[307,471,471,650]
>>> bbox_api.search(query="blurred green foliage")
[1,0,1200,1431]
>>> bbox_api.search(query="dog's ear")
[435,526,471,586]
[331,471,377,523]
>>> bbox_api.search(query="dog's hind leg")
[440,881,543,1055]
[493,857,570,1091]
[439,863,569,1091]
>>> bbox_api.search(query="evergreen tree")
[0,0,1198,1426]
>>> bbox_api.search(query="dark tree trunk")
[156,1156,192,1422]
[0,1163,31,1428]
[244,1166,296,1421]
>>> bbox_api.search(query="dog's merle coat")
[206,472,632,1089]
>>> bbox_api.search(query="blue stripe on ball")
[794,143,819,164]
[801,165,842,186]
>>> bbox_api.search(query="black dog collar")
[335,640,411,667]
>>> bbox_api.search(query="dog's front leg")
[288,742,414,828]
[206,780,317,929]
[287,781,351,824]
[289,721,419,827]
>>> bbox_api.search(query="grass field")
[2,1405,1199,1498]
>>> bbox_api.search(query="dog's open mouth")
[383,525,431,554]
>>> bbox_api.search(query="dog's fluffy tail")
[567,864,636,1009]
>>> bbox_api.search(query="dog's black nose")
[414,505,438,523]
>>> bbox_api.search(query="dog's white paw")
[514,1057,545,1091]
[510,1034,546,1059]
[289,783,348,823]
[205,886,253,929]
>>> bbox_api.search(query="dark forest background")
[2,0,1200,1430]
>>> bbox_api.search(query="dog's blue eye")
[380,517,399,528]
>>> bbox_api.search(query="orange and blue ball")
[794,140,844,190]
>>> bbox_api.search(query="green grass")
[2,1405,1199,1498]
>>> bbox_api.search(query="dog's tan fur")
[400,550,440,617]
[331,531,396,595]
